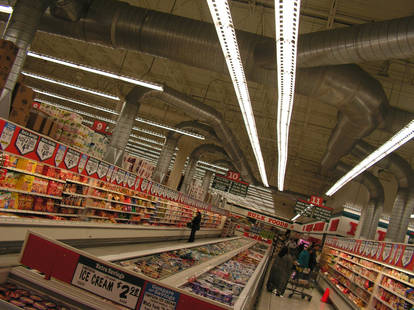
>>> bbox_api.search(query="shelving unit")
[319,244,414,310]
[0,187,62,199]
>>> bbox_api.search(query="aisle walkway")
[256,257,335,310]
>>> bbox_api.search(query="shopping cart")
[285,265,316,301]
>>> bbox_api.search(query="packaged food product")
[16,175,34,192]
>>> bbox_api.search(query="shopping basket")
[285,265,313,301]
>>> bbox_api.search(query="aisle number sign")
[72,256,144,309]
[211,171,249,197]
[294,196,333,221]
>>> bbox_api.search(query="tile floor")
[256,257,336,310]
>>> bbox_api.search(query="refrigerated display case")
[0,232,271,310]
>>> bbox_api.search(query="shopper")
[297,244,310,268]
[266,248,295,296]
[188,211,201,242]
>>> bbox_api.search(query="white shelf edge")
[2,166,66,183]
[0,187,62,199]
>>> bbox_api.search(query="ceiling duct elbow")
[50,0,91,22]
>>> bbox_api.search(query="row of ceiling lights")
[2,4,411,201]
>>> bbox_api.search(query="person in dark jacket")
[266,248,295,296]
[188,211,201,242]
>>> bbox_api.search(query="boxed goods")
[0,39,18,89]
[12,83,35,111]
[16,158,37,173]
[16,175,34,192]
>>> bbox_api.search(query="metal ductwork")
[104,87,146,165]
[352,140,414,242]
[49,0,90,22]
[38,0,391,179]
[105,86,254,184]
[255,15,414,68]
[152,120,219,183]
[181,144,228,195]
[0,0,52,119]
[336,162,384,240]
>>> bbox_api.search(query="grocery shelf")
[62,191,88,198]
[328,266,369,303]
[86,205,142,215]
[0,208,79,217]
[318,273,361,310]
[0,187,63,199]
[336,261,376,282]
[382,273,414,288]
[162,239,257,287]
[65,179,89,186]
[2,166,66,183]
[338,255,380,273]
[374,295,396,310]
[58,204,85,210]
[379,284,414,304]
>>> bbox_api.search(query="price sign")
[212,175,231,192]
[228,181,248,197]
[139,282,180,310]
[294,200,313,217]
[71,256,144,310]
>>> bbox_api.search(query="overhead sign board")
[211,171,249,197]
[294,197,333,222]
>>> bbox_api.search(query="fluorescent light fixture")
[27,51,163,91]
[22,71,120,100]
[0,5,12,14]
[197,160,228,171]
[135,117,205,140]
[33,88,118,115]
[126,144,161,156]
[411,214,414,219]
[207,0,268,187]
[128,139,162,151]
[34,98,116,124]
[125,147,159,160]
[275,0,301,191]
[130,134,165,146]
[132,126,165,139]
[326,119,414,196]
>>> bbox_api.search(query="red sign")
[226,171,240,182]
[247,211,289,229]
[310,195,324,207]
[92,120,108,133]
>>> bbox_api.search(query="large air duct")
[352,140,414,242]
[181,144,227,195]
[152,120,218,183]
[38,0,390,178]
[336,162,384,240]
[0,0,52,119]
[105,86,255,184]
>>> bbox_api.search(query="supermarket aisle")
[256,257,335,310]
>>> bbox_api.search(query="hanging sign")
[211,172,249,197]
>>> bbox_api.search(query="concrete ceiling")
[7,0,414,219]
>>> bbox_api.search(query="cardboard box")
[26,110,47,132]
[12,83,35,111]
[49,120,62,140]
[41,116,53,135]
[8,108,30,126]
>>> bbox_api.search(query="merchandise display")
[0,151,222,228]
[180,242,268,306]
[320,239,414,310]
[116,238,251,279]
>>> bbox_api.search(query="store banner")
[20,232,229,310]
[246,211,289,229]
[325,236,414,272]
[0,119,214,211]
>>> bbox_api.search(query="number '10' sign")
[226,171,240,182]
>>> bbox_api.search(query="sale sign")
[92,120,108,133]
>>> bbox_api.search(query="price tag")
[15,129,38,155]
[71,256,144,310]
[0,122,16,150]
[55,145,66,167]
[139,282,180,310]
[36,137,56,161]
[85,157,99,176]
[64,149,80,170]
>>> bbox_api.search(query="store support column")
[167,140,193,190]
[0,0,52,118]
[201,170,214,201]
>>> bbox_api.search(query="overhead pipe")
[352,140,413,242]
[0,0,52,119]
[37,0,389,177]
[152,120,219,183]
[336,162,384,240]
[181,144,228,195]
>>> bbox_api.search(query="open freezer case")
[0,231,271,310]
